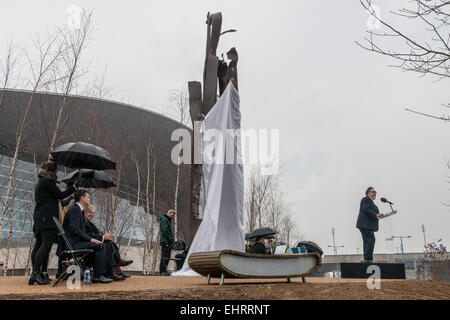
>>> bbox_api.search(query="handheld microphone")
[380,197,394,205]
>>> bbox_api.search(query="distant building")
[0,89,192,273]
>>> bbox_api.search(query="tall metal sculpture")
[187,12,238,244]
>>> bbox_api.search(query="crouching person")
[62,190,112,283]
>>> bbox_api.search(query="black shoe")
[120,271,131,278]
[92,275,114,283]
[29,272,50,285]
[118,259,133,267]
[114,267,131,278]
[109,273,125,281]
[160,271,171,276]
[41,273,51,282]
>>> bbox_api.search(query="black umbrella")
[245,233,255,241]
[296,241,323,256]
[51,142,116,170]
[250,227,278,239]
[63,169,116,189]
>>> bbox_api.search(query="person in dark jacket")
[29,162,76,285]
[62,189,112,283]
[249,236,268,254]
[84,204,132,280]
[159,209,175,275]
[356,187,384,262]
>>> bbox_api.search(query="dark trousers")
[73,241,107,277]
[159,244,172,273]
[104,240,121,266]
[103,240,122,275]
[174,253,187,270]
[31,229,57,273]
[359,228,376,261]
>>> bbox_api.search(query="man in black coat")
[62,190,112,283]
[356,187,384,262]
[249,236,268,254]
[84,204,132,280]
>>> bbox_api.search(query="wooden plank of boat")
[188,250,322,284]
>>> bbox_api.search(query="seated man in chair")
[62,190,112,283]
[84,204,132,280]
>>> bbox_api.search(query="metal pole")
[332,228,336,255]
[421,224,426,246]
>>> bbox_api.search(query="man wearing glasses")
[356,187,384,262]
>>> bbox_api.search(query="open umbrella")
[245,233,255,241]
[250,227,278,239]
[51,142,116,170]
[63,169,116,189]
[296,241,323,256]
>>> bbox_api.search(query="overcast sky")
[2,0,449,255]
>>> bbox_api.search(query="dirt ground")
[0,276,448,300]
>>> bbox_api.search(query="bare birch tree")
[47,10,93,157]
[244,165,300,245]
[168,85,190,240]
[0,28,66,241]
[0,39,22,116]
[244,166,274,232]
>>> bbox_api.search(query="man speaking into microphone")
[356,187,384,262]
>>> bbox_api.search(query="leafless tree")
[0,27,66,241]
[357,0,450,119]
[168,85,190,240]
[244,167,274,232]
[279,213,299,247]
[0,39,22,118]
[47,10,93,157]
[244,165,300,245]
[124,152,141,255]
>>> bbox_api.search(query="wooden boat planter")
[188,250,322,285]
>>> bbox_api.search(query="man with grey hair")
[159,209,176,275]
[356,187,384,262]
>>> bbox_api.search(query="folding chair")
[52,216,93,287]
[162,241,186,273]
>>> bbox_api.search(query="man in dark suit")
[62,190,112,283]
[356,187,384,262]
[84,204,132,280]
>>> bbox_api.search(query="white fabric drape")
[172,82,245,276]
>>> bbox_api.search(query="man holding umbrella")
[248,227,278,254]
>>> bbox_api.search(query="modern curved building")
[0,89,193,272]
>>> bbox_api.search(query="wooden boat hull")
[188,250,322,281]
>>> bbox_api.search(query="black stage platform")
[340,262,406,279]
